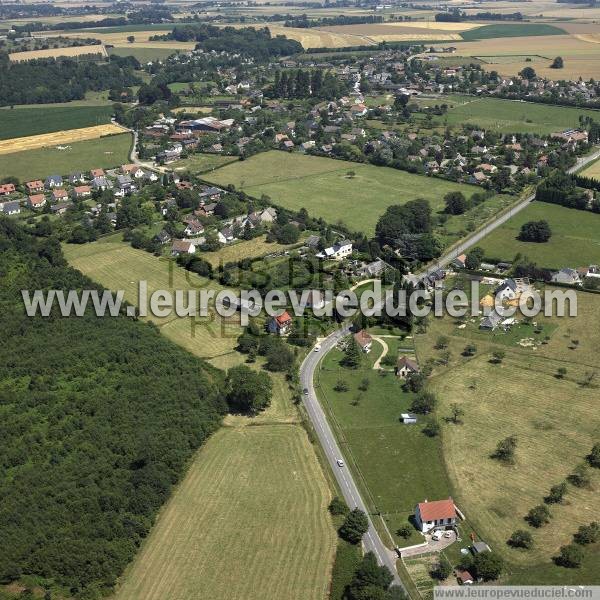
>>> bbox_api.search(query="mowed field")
[432,95,600,134]
[439,34,600,80]
[0,105,113,140]
[478,202,600,269]
[580,157,600,179]
[204,151,480,235]
[9,43,107,61]
[0,133,132,180]
[57,29,196,50]
[65,239,337,600]
[0,123,126,155]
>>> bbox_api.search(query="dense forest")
[0,55,140,106]
[154,24,303,59]
[0,218,226,597]
[283,14,384,28]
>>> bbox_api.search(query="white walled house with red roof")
[415,498,457,533]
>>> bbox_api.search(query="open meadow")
[171,152,238,174]
[428,95,600,134]
[478,202,600,269]
[0,133,132,180]
[579,157,600,180]
[204,150,489,235]
[0,105,114,140]
[413,285,600,583]
[65,239,338,600]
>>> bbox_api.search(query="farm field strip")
[0,124,126,155]
[9,43,108,61]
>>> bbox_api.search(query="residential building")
[414,498,457,533]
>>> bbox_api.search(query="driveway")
[401,530,457,557]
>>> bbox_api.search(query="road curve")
[299,147,600,590]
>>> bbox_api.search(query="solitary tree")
[519,220,552,243]
[342,336,362,369]
[545,482,568,504]
[556,367,568,379]
[444,191,468,215]
[492,435,517,463]
[526,504,551,528]
[573,521,600,545]
[569,463,591,488]
[473,552,504,581]
[508,529,534,549]
[465,247,485,270]
[340,508,370,544]
[411,391,437,414]
[127,35,135,43]
[491,350,506,364]
[519,66,537,80]
[550,56,564,69]
[556,544,584,568]
[587,443,600,468]
[449,402,464,424]
[225,365,273,415]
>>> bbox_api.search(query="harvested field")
[8,44,107,62]
[266,25,373,48]
[0,124,126,155]
[58,29,196,49]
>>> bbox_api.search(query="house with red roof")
[26,180,44,193]
[28,194,47,209]
[354,329,373,353]
[267,311,293,335]
[0,183,16,196]
[415,497,457,533]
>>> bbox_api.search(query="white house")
[317,240,353,260]
[218,227,235,244]
[396,356,419,378]
[400,413,418,424]
[0,200,21,215]
[414,498,457,533]
[494,278,517,301]
[171,239,196,256]
[552,268,581,286]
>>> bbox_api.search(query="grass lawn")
[204,151,494,236]
[171,152,238,174]
[0,105,113,140]
[430,95,600,134]
[316,340,452,547]
[478,202,600,269]
[414,290,600,582]
[201,235,300,268]
[0,133,132,180]
[579,156,600,179]
[460,23,565,41]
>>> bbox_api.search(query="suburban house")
[396,356,419,378]
[494,278,518,301]
[51,202,72,215]
[317,240,353,260]
[90,168,105,178]
[452,254,467,269]
[0,183,16,195]
[116,175,135,194]
[184,220,205,237]
[45,175,63,189]
[154,230,172,245]
[198,186,224,202]
[354,329,373,353]
[218,227,235,244]
[72,185,91,199]
[28,194,46,209]
[121,164,145,179]
[0,200,21,215]
[414,498,457,533]
[456,570,474,585]
[552,268,582,286]
[267,311,293,335]
[92,176,111,191]
[52,189,68,202]
[171,239,196,256]
[196,202,217,217]
[26,180,44,193]
[69,172,86,184]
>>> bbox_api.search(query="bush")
[397,524,413,540]
[329,496,350,516]
[555,544,584,568]
[568,463,591,488]
[473,552,503,581]
[587,443,600,468]
[573,522,600,545]
[411,391,437,414]
[545,482,568,504]
[422,418,440,437]
[526,505,551,528]
[492,435,517,464]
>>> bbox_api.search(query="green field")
[478,202,600,269]
[0,133,132,181]
[460,23,565,41]
[316,338,451,547]
[415,288,600,582]
[172,153,238,174]
[435,95,600,134]
[108,46,178,62]
[0,105,113,140]
[204,151,487,235]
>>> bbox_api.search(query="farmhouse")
[267,311,293,336]
[414,498,457,533]
[171,239,196,256]
[354,329,373,353]
[396,356,419,378]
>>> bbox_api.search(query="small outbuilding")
[400,413,418,424]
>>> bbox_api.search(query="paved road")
[299,147,600,592]
[299,326,405,589]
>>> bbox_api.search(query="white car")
[431,531,443,541]
[336,459,344,467]
[314,344,321,352]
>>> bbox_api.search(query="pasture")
[0,105,113,140]
[0,133,132,180]
[66,240,337,600]
[579,157,600,179]
[478,202,600,269]
[8,43,107,61]
[460,23,565,41]
[432,95,600,134]
[171,153,237,175]
[204,151,484,235]
[201,235,300,268]
[0,123,126,155]
[108,46,178,62]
